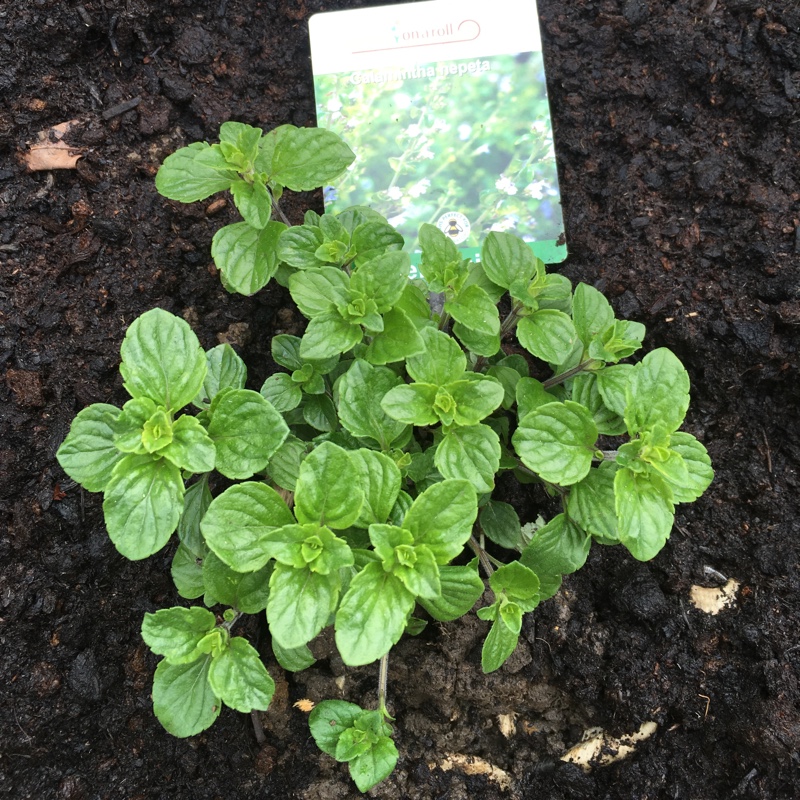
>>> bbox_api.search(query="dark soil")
[2,0,799,797]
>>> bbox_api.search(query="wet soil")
[1,0,799,797]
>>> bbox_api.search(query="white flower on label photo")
[532,120,548,135]
[419,145,435,159]
[490,217,517,232]
[388,213,407,227]
[326,96,343,112]
[408,178,430,198]
[524,180,547,199]
[394,93,412,109]
[387,186,403,201]
[495,175,518,195]
[458,123,472,141]
[473,143,491,155]
[406,123,421,137]
[432,118,449,133]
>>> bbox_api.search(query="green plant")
[56,122,713,792]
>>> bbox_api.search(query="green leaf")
[567,463,620,544]
[380,382,438,426]
[178,478,212,557]
[572,283,615,347]
[56,403,123,492]
[625,348,690,435]
[596,364,634,418]
[406,327,466,386]
[393,282,432,330]
[289,267,351,319]
[120,308,207,411]
[364,307,425,365]
[481,615,521,674]
[230,179,271,229]
[516,377,558,420]
[666,432,714,503]
[615,468,675,561]
[309,700,364,757]
[351,220,405,266]
[350,449,402,527]
[452,321,501,357]
[156,142,238,202]
[260,372,302,413]
[517,309,578,365]
[103,454,184,560]
[486,365,521,410]
[403,479,477,564]
[335,562,415,666]
[264,435,307,492]
[268,563,339,650]
[535,273,573,314]
[208,637,275,713]
[160,415,216,473]
[141,607,217,664]
[294,441,363,529]
[271,639,316,672]
[201,482,295,572]
[194,344,247,408]
[448,376,504,426]
[207,389,289,479]
[513,401,598,486]
[571,373,626,436]
[302,393,338,432]
[520,514,591,600]
[300,313,363,360]
[219,121,262,162]
[202,551,272,613]
[211,221,286,296]
[481,231,539,289]
[445,284,501,337]
[277,225,326,269]
[351,251,410,312]
[171,543,206,599]
[337,359,408,448]
[349,736,399,792]
[435,423,501,494]
[418,223,461,291]
[480,501,522,549]
[269,127,355,191]
[152,656,220,738]
[490,561,540,607]
[418,564,485,621]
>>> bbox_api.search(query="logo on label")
[436,211,471,244]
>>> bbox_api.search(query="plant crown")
[57,122,713,792]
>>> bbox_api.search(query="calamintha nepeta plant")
[57,122,713,792]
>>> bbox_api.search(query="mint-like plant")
[57,122,713,793]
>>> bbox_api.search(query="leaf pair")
[309,701,398,792]
[289,253,424,362]
[57,309,288,560]
[141,607,275,737]
[156,123,355,295]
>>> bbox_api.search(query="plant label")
[309,0,567,264]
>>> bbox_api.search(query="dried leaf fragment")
[23,120,85,171]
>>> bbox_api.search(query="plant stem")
[377,653,390,718]
[469,534,495,578]
[542,359,598,389]
[272,198,291,226]
[500,300,525,337]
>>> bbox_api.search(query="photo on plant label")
[315,53,565,258]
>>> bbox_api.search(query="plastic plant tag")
[309,0,566,266]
